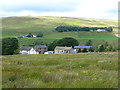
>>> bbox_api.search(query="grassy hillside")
[2,16,118,37]
[2,52,118,88]
[2,16,118,47]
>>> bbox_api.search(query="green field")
[17,32,118,50]
[2,52,118,88]
[2,16,118,47]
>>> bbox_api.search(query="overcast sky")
[0,0,119,20]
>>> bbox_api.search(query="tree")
[37,33,43,37]
[104,41,109,51]
[104,41,108,48]
[82,48,88,52]
[106,27,113,32]
[108,45,113,51]
[98,45,104,52]
[27,33,33,37]
[89,47,94,52]
[57,37,79,47]
[48,37,79,51]
[55,26,112,32]
[77,49,81,53]
[48,40,58,51]
[2,38,19,55]
[85,40,92,46]
[14,48,20,55]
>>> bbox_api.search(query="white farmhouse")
[20,46,39,55]
[97,29,106,32]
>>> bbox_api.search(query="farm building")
[20,46,39,55]
[22,35,28,37]
[97,29,106,32]
[21,34,37,38]
[44,51,54,54]
[34,45,48,54]
[33,35,37,37]
[54,46,75,54]
[74,46,92,52]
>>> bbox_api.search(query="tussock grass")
[2,52,118,88]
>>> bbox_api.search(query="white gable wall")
[20,48,39,54]
[28,48,39,54]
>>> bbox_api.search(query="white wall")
[28,48,39,54]
[20,48,39,54]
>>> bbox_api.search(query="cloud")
[0,0,119,20]
[0,0,80,12]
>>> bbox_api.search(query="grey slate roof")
[55,46,72,50]
[20,46,32,51]
[36,45,47,48]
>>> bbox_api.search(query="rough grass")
[2,52,118,88]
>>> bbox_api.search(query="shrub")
[77,49,81,53]
[82,48,88,52]
[37,33,43,37]
[89,47,94,52]
[27,33,33,37]
[14,48,20,55]
[98,45,104,52]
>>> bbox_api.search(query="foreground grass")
[2,52,118,88]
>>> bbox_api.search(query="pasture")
[17,31,118,50]
[2,52,118,88]
[2,16,118,48]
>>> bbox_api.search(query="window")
[39,51,41,54]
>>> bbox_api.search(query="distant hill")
[2,16,117,28]
[2,16,118,48]
[2,16,118,37]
